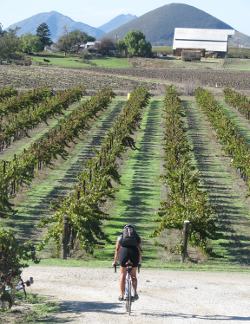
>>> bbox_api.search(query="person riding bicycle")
[113,224,142,301]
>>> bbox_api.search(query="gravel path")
[24,266,250,323]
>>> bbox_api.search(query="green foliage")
[0,227,39,279]
[0,29,20,60]
[0,87,85,217]
[57,30,95,55]
[0,232,38,310]
[0,87,18,101]
[0,23,4,36]
[40,87,151,255]
[0,88,84,149]
[0,87,52,118]
[20,34,42,54]
[116,40,127,57]
[155,86,216,251]
[195,87,250,192]
[36,23,52,49]
[224,88,250,120]
[124,30,152,57]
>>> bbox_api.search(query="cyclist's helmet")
[124,224,135,229]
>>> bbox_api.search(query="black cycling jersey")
[117,235,141,267]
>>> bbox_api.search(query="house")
[173,28,235,57]
[79,41,101,50]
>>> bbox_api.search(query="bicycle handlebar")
[113,263,141,273]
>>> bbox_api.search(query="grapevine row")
[155,86,215,251]
[224,88,250,120]
[0,87,84,152]
[196,88,250,191]
[40,87,151,256]
[0,87,52,118]
[0,88,115,217]
[0,86,18,101]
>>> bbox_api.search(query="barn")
[173,28,235,58]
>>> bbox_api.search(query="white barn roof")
[173,28,235,52]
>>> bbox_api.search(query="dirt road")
[23,266,250,323]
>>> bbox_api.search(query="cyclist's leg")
[131,267,138,294]
[128,247,139,297]
[119,247,129,299]
[119,266,126,298]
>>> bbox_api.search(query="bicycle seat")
[125,261,133,267]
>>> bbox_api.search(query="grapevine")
[0,88,115,217]
[224,88,250,120]
[0,87,84,151]
[196,88,250,192]
[40,87,151,256]
[154,86,215,252]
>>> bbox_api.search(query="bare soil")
[23,266,250,323]
[0,65,162,94]
[85,66,250,90]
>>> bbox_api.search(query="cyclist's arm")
[113,239,120,264]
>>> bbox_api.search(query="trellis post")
[182,220,190,263]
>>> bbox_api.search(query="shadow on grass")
[185,100,250,265]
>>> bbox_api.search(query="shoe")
[118,296,124,301]
[133,293,139,300]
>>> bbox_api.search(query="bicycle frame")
[114,261,139,315]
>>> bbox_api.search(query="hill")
[8,11,104,41]
[99,14,137,33]
[229,31,250,48]
[106,3,235,45]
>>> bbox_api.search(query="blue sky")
[1,0,250,35]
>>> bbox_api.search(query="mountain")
[99,14,137,33]
[8,11,104,41]
[106,3,235,45]
[229,31,250,48]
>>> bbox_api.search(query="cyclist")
[113,224,142,301]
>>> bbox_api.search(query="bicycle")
[0,270,34,310]
[114,261,141,315]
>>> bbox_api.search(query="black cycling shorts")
[119,246,139,267]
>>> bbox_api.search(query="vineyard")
[0,81,250,320]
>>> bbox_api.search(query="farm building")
[173,28,235,57]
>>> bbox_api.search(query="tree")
[36,23,52,50]
[97,38,116,56]
[116,40,127,57]
[57,34,72,56]
[57,30,95,55]
[124,30,152,57]
[20,34,42,54]
[0,29,20,60]
[0,23,5,36]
